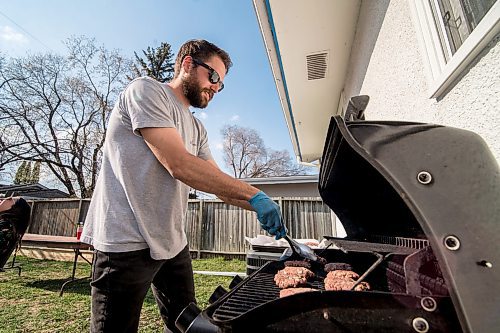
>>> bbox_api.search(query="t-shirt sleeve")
[196,120,213,161]
[121,78,176,136]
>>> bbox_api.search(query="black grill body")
[176,116,500,333]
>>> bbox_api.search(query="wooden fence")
[26,198,336,256]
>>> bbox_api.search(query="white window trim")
[410,0,500,99]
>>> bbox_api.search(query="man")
[0,197,31,263]
[81,39,285,333]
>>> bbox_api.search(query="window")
[410,0,499,98]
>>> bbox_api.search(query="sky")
[0,0,304,176]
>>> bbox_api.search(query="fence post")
[197,200,203,259]
[27,200,35,233]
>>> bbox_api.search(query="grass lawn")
[0,255,245,333]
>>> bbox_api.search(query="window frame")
[409,0,500,98]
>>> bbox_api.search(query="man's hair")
[173,39,232,79]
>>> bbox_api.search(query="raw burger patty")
[326,270,359,280]
[274,266,314,288]
[279,287,318,298]
[324,278,370,291]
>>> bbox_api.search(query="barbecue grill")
[176,116,500,333]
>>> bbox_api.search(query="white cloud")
[0,26,28,43]
[215,143,224,150]
[230,114,240,122]
[198,111,208,119]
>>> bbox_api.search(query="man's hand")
[248,191,286,240]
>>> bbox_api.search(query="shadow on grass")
[24,280,198,310]
[25,277,91,296]
[24,278,161,303]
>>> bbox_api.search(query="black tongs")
[279,219,318,262]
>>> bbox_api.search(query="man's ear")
[181,56,193,74]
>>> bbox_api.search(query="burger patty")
[323,269,370,291]
[324,278,370,291]
[326,270,360,280]
[279,287,318,298]
[274,266,314,289]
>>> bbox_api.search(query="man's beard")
[182,74,213,109]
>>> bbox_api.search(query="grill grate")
[213,272,277,320]
[212,269,324,321]
[212,245,447,323]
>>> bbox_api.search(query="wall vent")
[306,51,329,80]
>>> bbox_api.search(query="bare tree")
[0,135,19,181]
[221,124,307,178]
[0,36,130,197]
[0,55,18,180]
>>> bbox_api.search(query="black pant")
[90,245,195,333]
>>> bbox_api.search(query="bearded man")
[82,39,284,333]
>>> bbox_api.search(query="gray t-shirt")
[81,77,213,259]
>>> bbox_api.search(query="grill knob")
[412,317,429,332]
[444,235,460,251]
[417,171,432,185]
[421,297,437,312]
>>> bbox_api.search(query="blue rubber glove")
[248,191,286,240]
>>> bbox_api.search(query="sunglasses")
[192,58,224,92]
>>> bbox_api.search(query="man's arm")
[141,126,286,239]
[205,160,253,210]
[141,127,259,202]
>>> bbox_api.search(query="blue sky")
[0,0,300,173]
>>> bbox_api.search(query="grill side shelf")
[324,236,422,255]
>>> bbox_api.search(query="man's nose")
[210,83,220,94]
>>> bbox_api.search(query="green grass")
[0,255,245,333]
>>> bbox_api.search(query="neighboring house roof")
[241,175,319,185]
[0,183,70,199]
[241,175,320,198]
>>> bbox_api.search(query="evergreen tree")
[12,160,38,184]
[24,161,32,184]
[128,42,175,83]
[31,161,41,183]
[13,161,27,184]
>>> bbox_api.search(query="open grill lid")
[318,115,500,332]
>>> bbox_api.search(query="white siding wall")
[343,0,500,161]
[250,183,320,198]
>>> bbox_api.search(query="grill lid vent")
[306,51,329,80]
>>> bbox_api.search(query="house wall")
[249,182,320,197]
[342,0,500,161]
